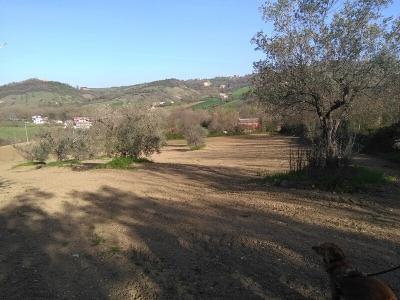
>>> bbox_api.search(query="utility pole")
[24,121,29,143]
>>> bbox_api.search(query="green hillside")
[0,76,251,120]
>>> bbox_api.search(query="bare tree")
[253,0,400,167]
[209,107,239,133]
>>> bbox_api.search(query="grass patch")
[265,166,395,193]
[13,161,45,169]
[90,234,106,246]
[107,246,121,257]
[96,156,151,170]
[189,144,205,151]
[0,125,42,144]
[231,86,251,99]
[47,159,80,167]
[191,97,223,110]
[165,132,185,140]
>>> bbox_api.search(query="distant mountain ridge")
[0,76,251,109]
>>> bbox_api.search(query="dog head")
[312,242,346,268]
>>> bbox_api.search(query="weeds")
[46,159,80,167]
[96,157,151,170]
[265,166,395,192]
[189,144,205,151]
[90,234,106,246]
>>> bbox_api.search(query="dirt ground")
[0,135,399,299]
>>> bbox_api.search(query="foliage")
[13,137,52,162]
[46,159,80,167]
[165,109,209,147]
[208,107,239,134]
[265,166,395,192]
[93,106,165,158]
[231,87,251,99]
[96,157,151,169]
[191,98,223,110]
[361,121,400,153]
[253,0,400,167]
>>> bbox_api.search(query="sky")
[0,0,266,87]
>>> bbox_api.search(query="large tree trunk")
[321,117,341,168]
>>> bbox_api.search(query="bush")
[167,109,208,148]
[183,124,207,148]
[265,166,394,193]
[97,157,151,169]
[362,122,400,154]
[280,122,308,138]
[93,106,165,158]
[208,107,239,134]
[14,142,51,162]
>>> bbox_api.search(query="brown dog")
[312,242,397,300]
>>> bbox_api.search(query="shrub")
[93,106,165,158]
[209,107,239,134]
[14,142,51,162]
[183,124,207,148]
[167,109,209,148]
[362,122,400,154]
[97,157,151,169]
[265,166,394,193]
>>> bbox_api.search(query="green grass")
[191,97,223,110]
[46,159,81,167]
[265,166,395,193]
[221,99,243,108]
[0,125,41,144]
[91,234,106,246]
[12,161,45,169]
[165,132,185,140]
[109,246,120,254]
[231,86,251,99]
[96,156,151,170]
[189,144,206,151]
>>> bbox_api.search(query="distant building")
[219,84,226,89]
[32,115,48,125]
[203,81,212,87]
[73,117,92,129]
[238,118,261,131]
[64,120,74,128]
[80,87,89,91]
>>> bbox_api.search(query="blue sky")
[0,1,266,87]
[1,1,398,88]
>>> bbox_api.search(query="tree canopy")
[253,0,400,166]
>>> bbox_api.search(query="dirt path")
[0,136,399,299]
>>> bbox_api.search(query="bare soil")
[0,135,399,299]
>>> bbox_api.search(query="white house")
[203,81,212,87]
[73,117,92,129]
[32,115,48,125]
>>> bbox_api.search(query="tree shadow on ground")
[142,162,400,211]
[1,183,399,299]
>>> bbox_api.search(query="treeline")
[14,100,270,162]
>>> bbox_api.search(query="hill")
[0,76,251,114]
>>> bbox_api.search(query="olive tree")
[253,0,400,167]
[93,106,165,158]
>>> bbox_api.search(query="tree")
[93,106,165,158]
[209,107,239,134]
[173,109,208,148]
[253,0,400,167]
